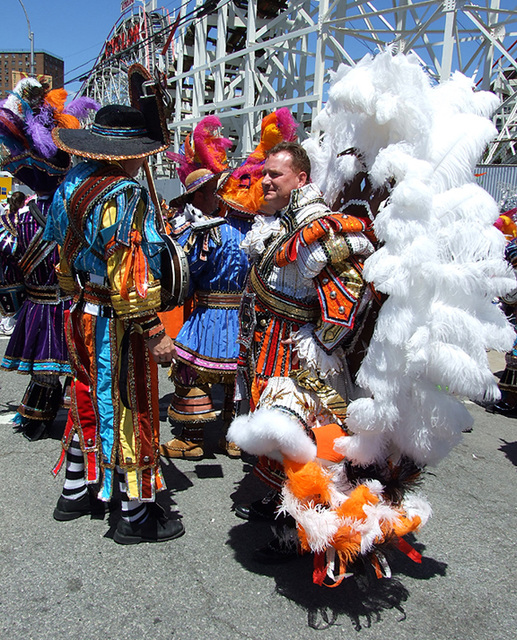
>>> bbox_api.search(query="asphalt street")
[0,339,515,640]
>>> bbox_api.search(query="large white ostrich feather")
[305,49,516,467]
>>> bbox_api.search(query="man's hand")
[147,333,177,364]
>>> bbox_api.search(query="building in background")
[0,50,64,99]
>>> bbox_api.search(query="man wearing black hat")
[45,103,185,544]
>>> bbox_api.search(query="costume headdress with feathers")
[305,50,515,467]
[0,77,99,192]
[217,108,298,214]
[166,115,232,190]
[309,50,516,573]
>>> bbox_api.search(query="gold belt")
[25,284,60,303]
[195,291,243,309]
[249,267,319,323]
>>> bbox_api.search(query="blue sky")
[3,1,128,96]
[4,0,517,99]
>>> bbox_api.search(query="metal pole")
[29,31,34,76]
[17,0,35,76]
[440,0,457,83]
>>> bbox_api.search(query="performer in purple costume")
[0,78,98,440]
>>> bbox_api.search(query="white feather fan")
[304,49,516,467]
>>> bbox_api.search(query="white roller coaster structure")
[79,0,517,167]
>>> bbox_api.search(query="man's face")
[261,151,308,212]
[120,157,145,178]
[192,179,218,215]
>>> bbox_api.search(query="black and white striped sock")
[61,434,87,500]
[117,466,148,524]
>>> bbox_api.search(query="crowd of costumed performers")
[227,49,516,584]
[0,78,98,441]
[0,50,515,567]
[160,109,298,461]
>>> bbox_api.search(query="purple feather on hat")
[64,97,101,120]
[26,107,58,158]
[1,78,98,193]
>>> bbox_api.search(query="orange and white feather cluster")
[280,458,430,583]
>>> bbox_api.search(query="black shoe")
[252,537,299,564]
[113,503,185,545]
[234,491,281,521]
[22,421,48,441]
[53,489,105,522]
[485,401,517,418]
[234,504,252,520]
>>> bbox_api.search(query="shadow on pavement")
[0,401,20,413]
[227,508,448,631]
[228,457,270,507]
[159,457,195,494]
[499,439,517,466]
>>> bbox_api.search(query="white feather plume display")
[304,49,516,468]
[3,77,42,115]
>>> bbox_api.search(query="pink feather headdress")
[166,115,232,186]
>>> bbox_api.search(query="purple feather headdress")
[0,78,99,192]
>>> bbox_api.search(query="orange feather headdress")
[217,107,298,214]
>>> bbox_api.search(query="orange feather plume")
[218,107,298,214]
[284,459,332,504]
[45,89,81,129]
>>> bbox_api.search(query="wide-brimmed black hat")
[52,104,169,160]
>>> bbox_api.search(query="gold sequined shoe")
[159,437,204,460]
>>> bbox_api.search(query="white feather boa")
[227,407,317,463]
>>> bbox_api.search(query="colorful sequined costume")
[46,160,167,501]
[230,180,431,584]
[230,173,432,582]
[167,208,252,431]
[0,196,71,425]
[161,114,251,458]
[231,51,515,586]
[231,182,376,487]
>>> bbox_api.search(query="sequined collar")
[279,183,327,233]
